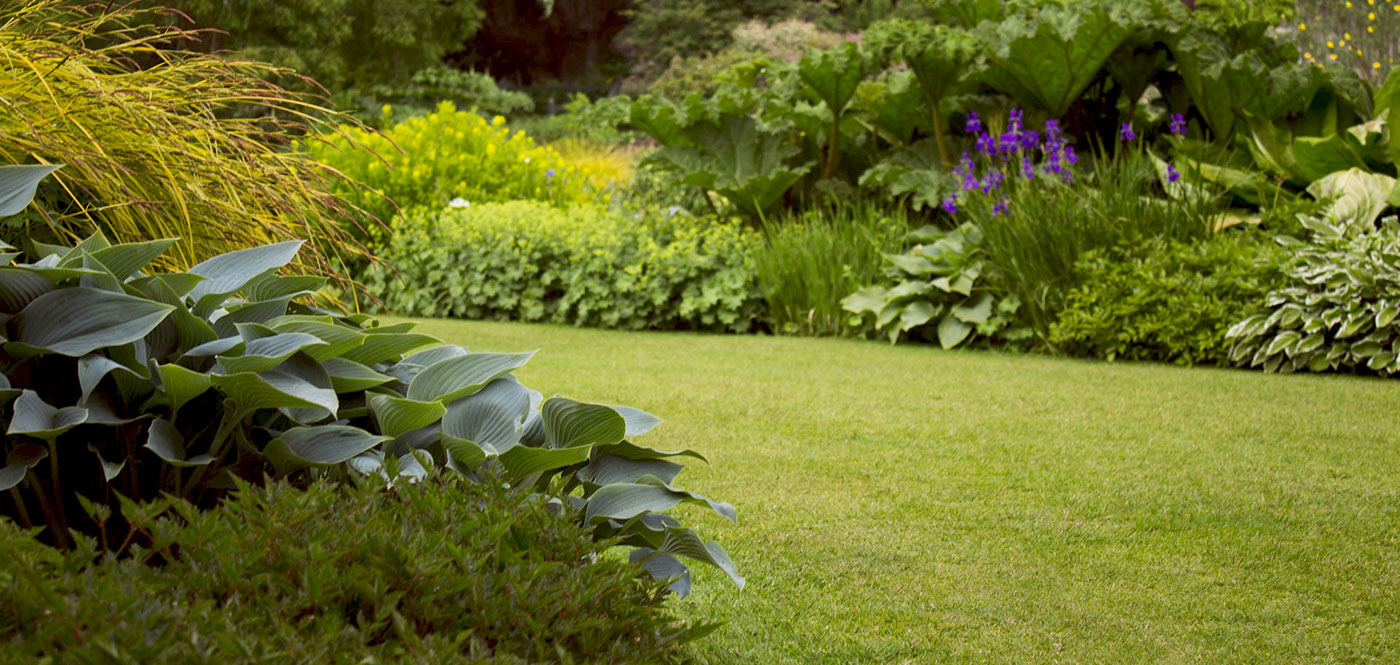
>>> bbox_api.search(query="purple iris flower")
[1119,123,1135,142]
[981,170,1006,193]
[1064,145,1078,165]
[1166,163,1181,183]
[940,195,958,215]
[1044,119,1062,141]
[1020,155,1034,180]
[1008,108,1024,133]
[1169,113,1186,136]
[961,171,979,190]
[992,197,1010,216]
[964,111,982,134]
[975,132,997,155]
[998,132,1021,158]
[1019,131,1039,151]
[959,152,975,173]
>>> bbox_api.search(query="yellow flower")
[1328,41,1335,48]
[1331,53,1339,60]
[1375,62,1382,69]
[1369,0,1375,5]
[1369,25,1375,32]
[1369,11,1377,19]
[492,115,506,127]
[1346,1,1352,6]
[1305,52,1313,59]
[1299,22,1306,30]
[381,104,393,116]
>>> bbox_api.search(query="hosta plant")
[0,171,740,594]
[1226,216,1400,376]
[842,223,1026,347]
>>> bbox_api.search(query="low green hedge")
[366,201,763,331]
[1,477,710,664]
[1049,232,1286,365]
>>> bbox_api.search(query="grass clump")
[0,476,710,664]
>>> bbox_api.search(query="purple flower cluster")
[1169,113,1186,136]
[944,109,1081,219]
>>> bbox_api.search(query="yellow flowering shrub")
[364,201,763,331]
[304,102,609,242]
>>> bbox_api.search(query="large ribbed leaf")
[594,440,708,463]
[543,397,626,449]
[11,287,174,356]
[439,433,489,470]
[187,240,302,305]
[322,357,396,393]
[497,443,592,482]
[7,390,87,439]
[0,269,55,314]
[89,239,177,280]
[268,318,364,360]
[646,527,744,590]
[340,332,439,365]
[629,549,692,596]
[405,351,536,403]
[584,477,737,524]
[212,362,336,415]
[441,377,531,454]
[0,164,61,216]
[0,442,48,491]
[154,364,213,415]
[607,405,663,437]
[216,332,328,374]
[211,297,292,338]
[401,345,469,367]
[264,425,390,471]
[184,336,244,358]
[77,355,145,405]
[143,417,214,467]
[88,443,126,481]
[369,393,446,438]
[579,455,683,486]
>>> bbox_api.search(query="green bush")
[303,102,609,244]
[366,202,762,332]
[1050,233,1287,365]
[1226,216,1400,375]
[340,66,535,127]
[0,175,741,591]
[0,476,713,663]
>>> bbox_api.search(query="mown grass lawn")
[404,317,1400,664]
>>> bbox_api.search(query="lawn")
[406,317,1400,664]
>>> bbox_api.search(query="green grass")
[403,317,1400,664]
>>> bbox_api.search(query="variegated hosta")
[0,170,738,594]
[1226,216,1400,376]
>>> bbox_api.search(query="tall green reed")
[753,201,911,336]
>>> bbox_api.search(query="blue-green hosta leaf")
[322,357,396,393]
[497,443,592,482]
[937,312,974,349]
[143,417,214,467]
[10,287,173,357]
[1306,168,1397,227]
[264,425,390,472]
[77,355,145,405]
[401,344,470,367]
[246,274,327,301]
[154,364,213,415]
[267,319,364,360]
[212,362,337,415]
[187,240,302,308]
[898,300,938,333]
[347,449,385,476]
[579,455,683,487]
[441,377,531,454]
[595,440,708,464]
[649,527,744,590]
[406,351,536,403]
[339,332,440,366]
[88,239,177,281]
[629,550,692,596]
[216,333,329,374]
[439,433,489,471]
[183,336,244,358]
[584,477,737,524]
[392,449,434,483]
[88,444,126,481]
[608,405,662,438]
[7,390,87,439]
[953,292,994,324]
[0,164,61,216]
[0,269,55,314]
[841,286,889,316]
[0,442,48,491]
[543,397,626,449]
[369,394,446,439]
[77,252,123,292]
[211,297,293,338]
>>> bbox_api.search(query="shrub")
[343,66,534,126]
[0,476,713,663]
[303,102,607,244]
[753,201,909,336]
[648,49,770,100]
[365,201,762,332]
[843,222,1029,348]
[510,94,639,146]
[1050,233,1287,365]
[0,178,740,591]
[1226,216,1400,375]
[0,0,368,279]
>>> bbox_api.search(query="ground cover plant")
[414,317,1400,664]
[1,476,712,663]
[365,201,761,332]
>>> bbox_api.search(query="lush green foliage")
[620,0,800,80]
[512,94,640,145]
[1227,216,1400,375]
[164,0,485,91]
[1,476,711,663]
[343,66,535,126]
[0,176,740,590]
[753,202,908,336]
[304,102,610,243]
[0,0,367,279]
[1050,233,1286,365]
[843,223,1026,347]
[366,202,761,332]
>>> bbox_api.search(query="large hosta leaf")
[543,397,626,449]
[579,454,683,486]
[211,354,337,416]
[405,351,536,403]
[7,390,87,439]
[11,287,174,357]
[0,442,48,491]
[0,164,61,216]
[188,240,302,305]
[497,443,592,482]
[634,526,745,592]
[321,357,396,393]
[216,332,329,374]
[143,417,214,467]
[369,394,446,439]
[88,239,177,281]
[1306,168,1397,227]
[441,377,531,454]
[0,269,55,314]
[584,477,737,524]
[265,425,390,471]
